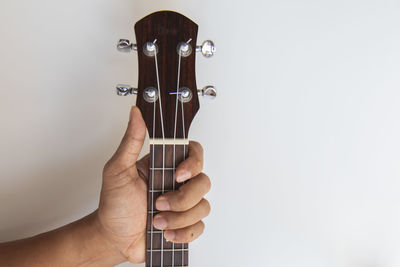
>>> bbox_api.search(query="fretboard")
[146,143,189,267]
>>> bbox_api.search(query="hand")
[96,106,211,263]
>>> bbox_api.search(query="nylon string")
[171,48,183,267]
[153,42,166,267]
[150,67,156,267]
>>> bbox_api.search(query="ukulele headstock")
[116,11,216,139]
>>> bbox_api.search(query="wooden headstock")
[135,11,199,139]
[116,11,215,140]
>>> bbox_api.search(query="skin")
[0,106,211,266]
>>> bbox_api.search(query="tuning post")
[177,42,193,57]
[198,85,217,99]
[143,87,159,102]
[170,87,193,102]
[117,39,137,53]
[143,40,158,57]
[196,40,215,58]
[116,84,138,96]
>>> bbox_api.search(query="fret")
[150,167,176,170]
[147,249,188,252]
[149,189,174,193]
[148,230,163,234]
[148,210,161,214]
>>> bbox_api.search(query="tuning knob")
[116,84,138,96]
[198,85,217,99]
[196,40,216,58]
[117,39,137,53]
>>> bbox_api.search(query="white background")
[1,1,400,266]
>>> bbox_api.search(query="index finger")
[175,141,204,183]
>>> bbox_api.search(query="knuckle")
[199,221,205,234]
[173,189,189,211]
[197,142,204,154]
[201,173,211,192]
[190,140,200,149]
[190,141,204,155]
[195,158,203,170]
[202,199,211,216]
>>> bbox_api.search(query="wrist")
[0,211,127,267]
[84,210,127,266]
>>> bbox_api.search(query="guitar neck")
[146,142,189,267]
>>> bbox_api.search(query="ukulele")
[115,10,216,267]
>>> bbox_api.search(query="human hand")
[96,106,211,263]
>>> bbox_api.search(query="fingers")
[164,221,205,243]
[175,141,204,183]
[151,141,210,243]
[156,173,211,212]
[153,199,210,230]
[106,107,146,171]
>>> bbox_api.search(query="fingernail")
[176,171,191,183]
[156,197,170,211]
[164,230,175,241]
[153,216,167,230]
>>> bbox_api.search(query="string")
[172,47,183,267]
[150,65,156,267]
[153,40,166,267]
[181,115,186,267]
[179,41,189,267]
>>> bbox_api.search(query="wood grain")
[135,10,199,139]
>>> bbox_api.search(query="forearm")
[0,211,126,267]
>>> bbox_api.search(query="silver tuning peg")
[116,84,138,96]
[196,40,216,58]
[117,39,137,53]
[198,85,217,99]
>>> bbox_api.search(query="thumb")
[108,106,146,169]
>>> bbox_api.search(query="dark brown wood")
[146,144,189,267]
[135,11,199,139]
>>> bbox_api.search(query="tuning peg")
[196,40,216,58]
[116,84,138,96]
[198,85,217,99]
[117,39,137,53]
